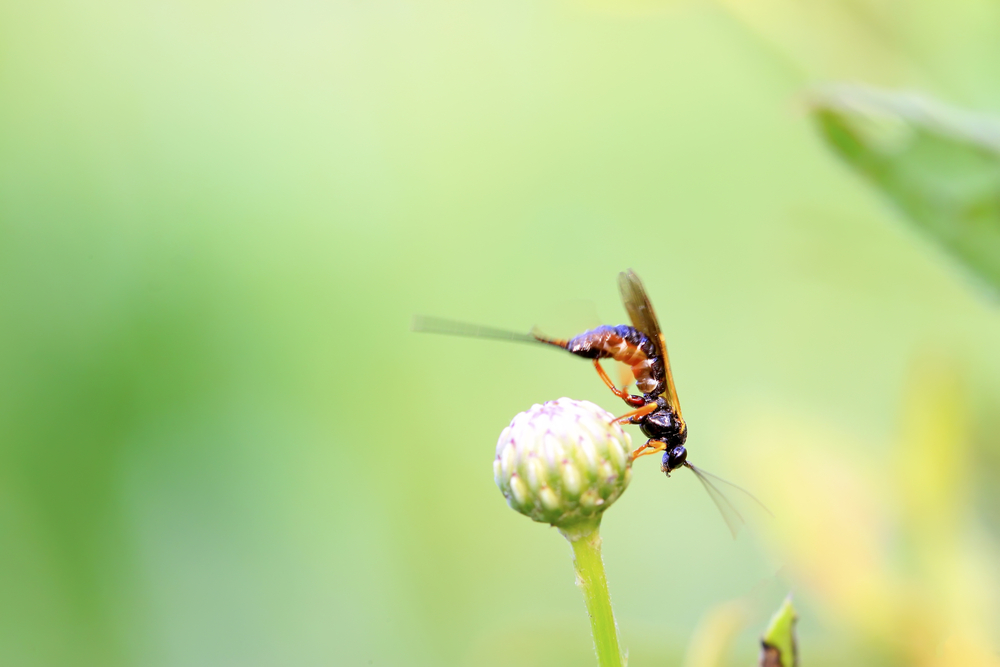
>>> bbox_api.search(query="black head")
[660,446,687,475]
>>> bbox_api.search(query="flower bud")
[494,398,633,528]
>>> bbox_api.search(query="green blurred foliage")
[2,1,1000,666]
[811,84,1000,297]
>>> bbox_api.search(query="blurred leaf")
[810,84,1000,296]
[681,599,750,667]
[759,596,797,667]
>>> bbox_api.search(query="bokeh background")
[2,1,1000,665]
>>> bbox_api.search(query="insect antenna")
[683,462,772,539]
[412,316,543,345]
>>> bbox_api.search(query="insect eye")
[667,446,687,470]
[659,446,686,475]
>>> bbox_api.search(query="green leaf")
[810,84,1000,296]
[759,596,797,667]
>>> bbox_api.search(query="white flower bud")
[493,398,634,527]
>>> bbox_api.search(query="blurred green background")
[2,1,1000,665]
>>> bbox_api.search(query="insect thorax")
[640,408,686,445]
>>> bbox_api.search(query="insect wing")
[617,269,662,341]
[615,360,633,392]
[685,462,772,539]
[618,270,681,415]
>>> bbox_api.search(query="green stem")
[560,519,625,667]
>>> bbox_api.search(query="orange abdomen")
[563,325,665,396]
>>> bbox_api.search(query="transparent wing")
[618,269,681,415]
[616,361,633,391]
[411,316,541,344]
[684,462,772,539]
[617,269,662,341]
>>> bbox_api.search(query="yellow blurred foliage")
[737,358,1000,666]
[682,599,752,667]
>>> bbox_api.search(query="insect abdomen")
[565,325,664,395]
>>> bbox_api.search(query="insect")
[413,269,766,536]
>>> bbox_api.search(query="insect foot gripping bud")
[494,398,632,667]
[494,398,633,529]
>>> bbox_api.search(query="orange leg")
[629,441,651,460]
[612,400,659,425]
[630,439,667,462]
[633,448,661,461]
[593,360,645,407]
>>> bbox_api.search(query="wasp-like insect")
[414,269,766,535]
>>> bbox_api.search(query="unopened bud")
[494,398,633,528]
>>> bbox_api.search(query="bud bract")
[494,398,633,527]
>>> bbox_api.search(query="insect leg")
[592,360,646,407]
[630,439,667,462]
[630,442,650,460]
[612,400,659,425]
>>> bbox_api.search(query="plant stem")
[560,519,625,667]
